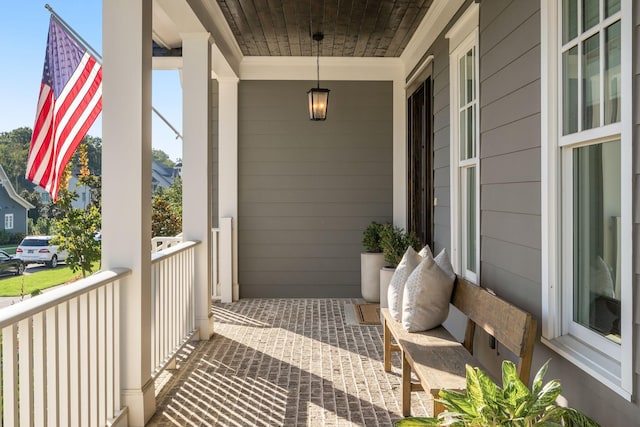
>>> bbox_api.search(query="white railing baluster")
[58,302,70,426]
[98,286,107,425]
[2,324,18,424]
[113,280,121,412]
[106,282,115,420]
[69,297,80,427]
[19,318,34,426]
[34,312,47,425]
[79,293,89,426]
[46,307,59,426]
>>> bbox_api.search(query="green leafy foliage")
[394,360,601,427]
[362,221,386,252]
[52,144,101,278]
[152,178,182,237]
[379,224,421,267]
[152,148,176,169]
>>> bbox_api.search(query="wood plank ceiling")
[215,0,434,57]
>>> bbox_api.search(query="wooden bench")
[382,276,537,417]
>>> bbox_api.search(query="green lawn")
[0,246,17,255]
[0,263,100,297]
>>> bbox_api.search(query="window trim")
[447,3,480,282]
[540,0,633,400]
[4,213,14,230]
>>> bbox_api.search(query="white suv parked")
[15,236,68,268]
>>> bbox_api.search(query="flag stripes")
[26,16,102,201]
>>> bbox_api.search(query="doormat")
[354,303,381,325]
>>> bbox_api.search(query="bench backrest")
[451,277,537,384]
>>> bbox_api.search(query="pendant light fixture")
[307,32,330,121]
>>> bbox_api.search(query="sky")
[0,1,184,162]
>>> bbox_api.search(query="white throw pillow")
[402,253,455,332]
[418,245,433,258]
[434,248,455,281]
[387,247,423,322]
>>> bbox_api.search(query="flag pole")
[44,3,184,141]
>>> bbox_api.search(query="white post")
[182,33,214,339]
[218,78,239,301]
[102,1,155,425]
[393,78,407,229]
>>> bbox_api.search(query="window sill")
[541,335,631,401]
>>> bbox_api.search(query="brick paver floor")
[148,299,433,426]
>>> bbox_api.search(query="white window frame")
[4,213,14,230]
[447,3,480,283]
[541,0,632,399]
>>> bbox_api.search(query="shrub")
[394,360,600,427]
[380,224,420,267]
[362,221,386,252]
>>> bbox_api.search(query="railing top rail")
[151,240,200,264]
[0,268,131,329]
[151,236,183,242]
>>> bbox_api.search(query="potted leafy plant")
[378,225,421,307]
[394,360,600,427]
[361,222,387,302]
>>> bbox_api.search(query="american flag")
[26,16,102,201]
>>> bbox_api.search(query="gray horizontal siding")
[238,80,393,298]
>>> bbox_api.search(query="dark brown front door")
[407,77,433,247]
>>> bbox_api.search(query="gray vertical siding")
[238,81,393,298]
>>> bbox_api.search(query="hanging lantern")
[308,33,330,121]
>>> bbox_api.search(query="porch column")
[218,78,239,302]
[393,78,407,229]
[102,0,155,425]
[182,33,215,339]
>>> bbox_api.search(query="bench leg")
[432,392,446,417]
[402,351,412,417]
[384,318,392,372]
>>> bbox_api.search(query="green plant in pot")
[380,224,421,268]
[360,221,388,302]
[378,225,421,307]
[394,360,600,427]
[362,221,385,253]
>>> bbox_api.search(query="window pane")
[573,140,621,343]
[459,110,467,160]
[605,0,620,17]
[563,46,579,134]
[582,0,600,32]
[582,34,600,130]
[466,49,474,104]
[466,167,476,274]
[604,21,621,125]
[468,106,475,158]
[563,0,578,44]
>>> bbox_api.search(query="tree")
[52,144,101,278]
[152,178,182,237]
[152,149,176,169]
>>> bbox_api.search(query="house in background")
[0,163,34,236]
[34,174,93,210]
[151,160,180,192]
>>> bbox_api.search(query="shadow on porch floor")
[148,299,433,426]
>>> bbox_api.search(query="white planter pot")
[361,252,385,302]
[379,266,396,308]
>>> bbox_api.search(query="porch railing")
[151,235,183,253]
[0,269,130,426]
[150,241,199,377]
